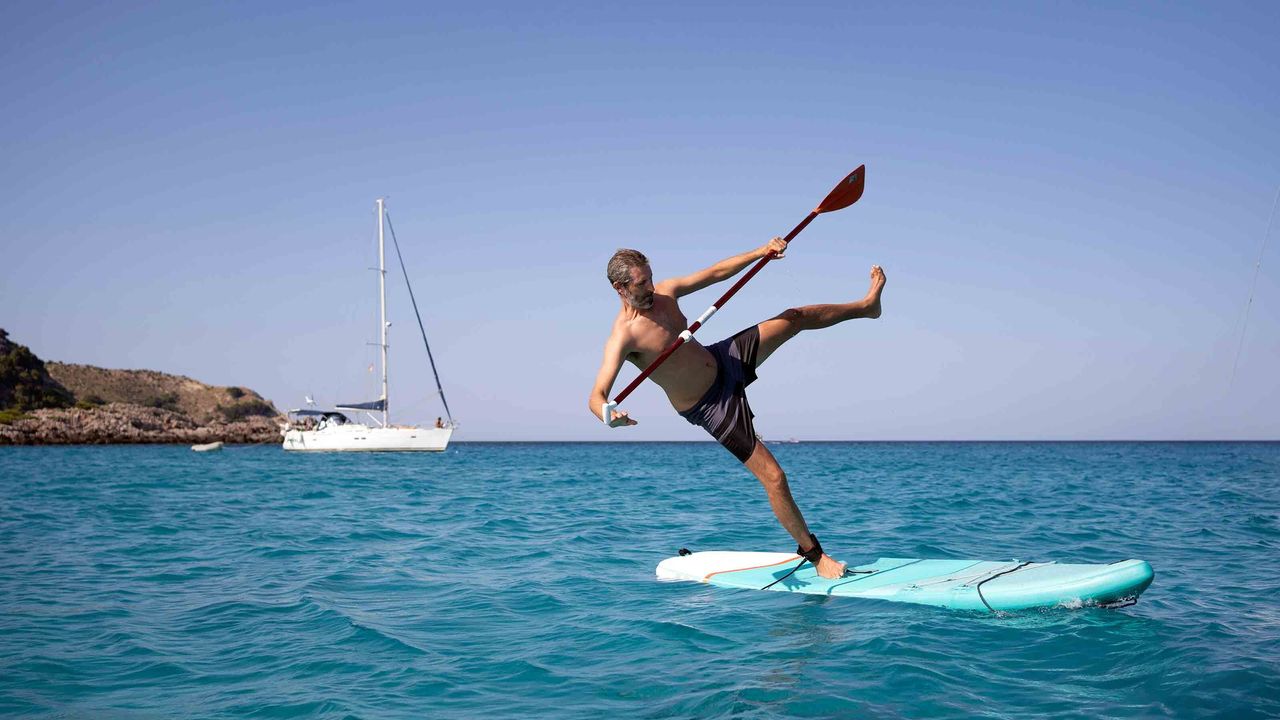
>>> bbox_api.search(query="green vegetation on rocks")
[217,399,277,422]
[0,329,74,411]
[0,409,31,425]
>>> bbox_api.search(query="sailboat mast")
[377,198,389,427]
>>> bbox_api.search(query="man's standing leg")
[743,441,847,579]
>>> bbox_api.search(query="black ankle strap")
[797,534,823,564]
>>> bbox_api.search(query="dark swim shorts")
[679,326,761,463]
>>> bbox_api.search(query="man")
[588,239,886,579]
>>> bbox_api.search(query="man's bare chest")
[628,302,688,356]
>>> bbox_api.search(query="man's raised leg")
[743,441,847,579]
[756,265,886,366]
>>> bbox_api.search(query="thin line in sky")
[1228,184,1279,390]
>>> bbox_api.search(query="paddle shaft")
[610,210,819,406]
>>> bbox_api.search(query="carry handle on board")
[603,165,866,422]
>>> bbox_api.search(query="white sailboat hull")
[282,425,453,452]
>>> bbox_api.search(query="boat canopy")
[336,399,386,412]
[288,409,351,423]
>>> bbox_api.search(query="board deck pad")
[656,551,1154,611]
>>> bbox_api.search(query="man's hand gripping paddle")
[602,165,866,426]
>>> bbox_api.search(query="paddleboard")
[656,551,1154,611]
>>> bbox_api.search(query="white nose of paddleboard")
[656,551,800,583]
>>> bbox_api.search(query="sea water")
[1,442,1277,719]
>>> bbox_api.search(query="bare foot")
[815,553,848,579]
[863,265,886,319]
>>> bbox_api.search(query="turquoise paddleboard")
[657,551,1154,611]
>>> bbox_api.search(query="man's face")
[618,264,655,310]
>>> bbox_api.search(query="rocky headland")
[0,329,283,445]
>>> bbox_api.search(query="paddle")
[603,165,866,424]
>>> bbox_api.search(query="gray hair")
[606,248,649,287]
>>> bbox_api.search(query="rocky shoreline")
[1,328,284,446]
[0,403,282,445]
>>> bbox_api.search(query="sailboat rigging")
[282,199,455,452]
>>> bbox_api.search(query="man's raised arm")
[657,237,788,298]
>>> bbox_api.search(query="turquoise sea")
[1,442,1277,719]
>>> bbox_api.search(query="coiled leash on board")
[759,534,871,590]
[760,534,825,590]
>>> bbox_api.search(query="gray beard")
[628,295,653,310]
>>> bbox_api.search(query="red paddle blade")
[815,165,866,213]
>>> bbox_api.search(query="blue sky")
[2,2,1276,440]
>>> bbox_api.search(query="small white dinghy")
[191,441,224,452]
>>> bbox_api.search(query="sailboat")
[282,199,455,452]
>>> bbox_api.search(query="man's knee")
[774,307,805,326]
[756,464,788,493]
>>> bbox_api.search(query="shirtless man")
[589,238,886,579]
